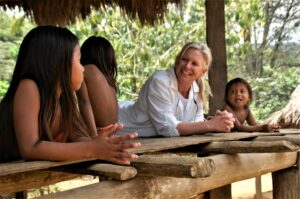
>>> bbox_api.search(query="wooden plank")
[0,158,95,177]
[131,154,215,178]
[253,134,300,146]
[0,169,81,194]
[272,151,300,199]
[56,163,137,181]
[200,140,298,153]
[1,130,298,178]
[39,152,297,199]
[130,132,283,154]
[277,128,300,134]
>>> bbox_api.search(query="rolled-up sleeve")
[147,76,180,137]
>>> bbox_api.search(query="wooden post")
[255,176,262,199]
[272,151,300,199]
[205,0,227,114]
[207,185,231,199]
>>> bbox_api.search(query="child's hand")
[262,124,280,132]
[92,124,141,165]
[97,123,123,137]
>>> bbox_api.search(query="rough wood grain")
[253,134,300,146]
[272,151,300,199]
[200,140,299,153]
[130,132,287,154]
[131,154,215,178]
[0,158,95,177]
[39,152,297,199]
[2,130,299,178]
[57,163,137,181]
[0,169,81,194]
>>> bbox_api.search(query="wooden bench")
[1,129,299,199]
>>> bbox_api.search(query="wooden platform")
[0,129,299,199]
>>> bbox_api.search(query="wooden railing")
[0,129,299,199]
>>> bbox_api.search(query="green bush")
[249,67,300,122]
[0,80,9,100]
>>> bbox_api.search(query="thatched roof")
[265,85,300,128]
[0,0,182,26]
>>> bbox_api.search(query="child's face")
[227,83,250,109]
[71,44,84,91]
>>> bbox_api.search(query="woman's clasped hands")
[207,110,235,132]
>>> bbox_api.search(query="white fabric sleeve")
[146,76,180,137]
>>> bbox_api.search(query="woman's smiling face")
[175,48,208,87]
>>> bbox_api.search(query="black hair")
[0,26,89,162]
[81,36,118,90]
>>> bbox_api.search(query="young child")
[0,26,140,164]
[77,36,118,134]
[223,77,279,132]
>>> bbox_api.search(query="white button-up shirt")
[117,68,205,137]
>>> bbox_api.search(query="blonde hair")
[174,42,212,111]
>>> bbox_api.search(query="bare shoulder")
[16,79,39,95]
[14,79,40,108]
[84,64,106,81]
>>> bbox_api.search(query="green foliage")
[0,80,9,100]
[249,67,300,122]
[0,11,34,82]
[0,1,299,124]
[68,1,206,100]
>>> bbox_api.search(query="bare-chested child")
[223,77,280,132]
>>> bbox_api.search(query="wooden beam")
[272,151,300,199]
[131,154,215,178]
[253,135,300,146]
[205,0,227,114]
[56,163,137,181]
[40,152,297,199]
[0,169,81,194]
[200,140,299,153]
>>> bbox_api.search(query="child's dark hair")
[80,36,118,91]
[0,26,89,162]
[224,77,253,108]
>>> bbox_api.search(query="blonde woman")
[118,42,234,137]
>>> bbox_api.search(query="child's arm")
[76,80,97,137]
[246,109,280,132]
[13,80,140,165]
[223,105,265,132]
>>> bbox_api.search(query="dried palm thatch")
[265,85,300,128]
[0,0,182,26]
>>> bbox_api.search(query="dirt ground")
[232,173,272,199]
[29,173,273,198]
